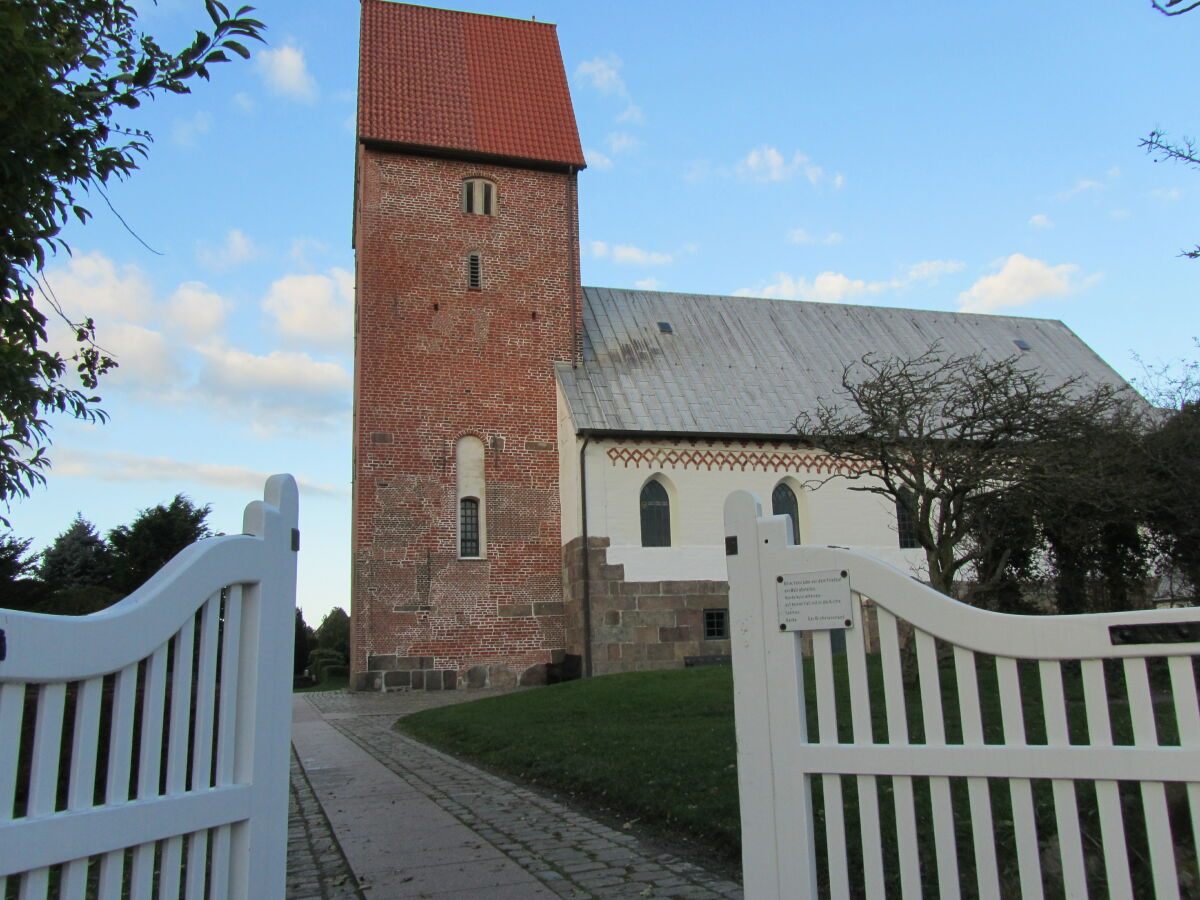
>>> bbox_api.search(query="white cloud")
[43,251,154,324]
[1029,214,1053,228]
[634,277,663,291]
[1056,178,1103,200]
[197,346,351,429]
[611,245,672,265]
[617,104,645,124]
[232,92,255,113]
[289,237,328,267]
[576,55,626,94]
[256,43,316,101]
[833,174,845,190]
[1148,187,1182,201]
[261,269,353,347]
[956,254,1080,314]
[198,228,259,269]
[585,148,614,170]
[737,259,964,302]
[172,111,212,146]
[788,228,843,245]
[52,448,341,497]
[736,145,826,185]
[591,240,672,266]
[100,323,186,389]
[606,132,640,154]
[166,282,231,340]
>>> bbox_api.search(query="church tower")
[351,1,585,689]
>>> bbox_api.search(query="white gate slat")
[876,608,922,899]
[953,645,1000,896]
[22,682,67,898]
[1167,655,1200,872]
[131,643,170,897]
[61,676,104,899]
[186,595,221,900]
[1039,660,1089,899]
[162,617,197,900]
[845,609,886,896]
[1081,658,1133,898]
[812,629,850,897]
[0,683,24,897]
[915,628,959,899]
[988,658,1045,899]
[1124,658,1180,900]
[98,663,138,896]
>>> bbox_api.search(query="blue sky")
[12,0,1199,626]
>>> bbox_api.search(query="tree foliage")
[38,513,110,593]
[107,494,211,593]
[315,607,351,661]
[1151,0,1200,16]
[794,345,1145,608]
[0,0,264,508]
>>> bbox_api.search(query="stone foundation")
[564,536,731,676]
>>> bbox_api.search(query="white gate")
[0,475,298,899]
[724,490,1200,899]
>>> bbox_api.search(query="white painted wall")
[562,437,926,582]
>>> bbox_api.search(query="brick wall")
[351,146,580,688]
[563,536,732,676]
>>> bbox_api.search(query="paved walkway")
[287,689,744,899]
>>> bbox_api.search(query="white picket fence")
[0,475,299,900]
[724,490,1200,899]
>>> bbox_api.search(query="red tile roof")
[358,1,586,170]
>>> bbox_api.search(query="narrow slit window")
[467,253,482,289]
[460,497,480,557]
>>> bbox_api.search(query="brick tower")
[351,1,585,689]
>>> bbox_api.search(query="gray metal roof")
[556,286,1132,436]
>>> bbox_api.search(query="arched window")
[462,178,496,215]
[457,436,486,557]
[896,489,920,549]
[459,497,480,557]
[772,482,800,544]
[466,252,482,290]
[639,479,671,547]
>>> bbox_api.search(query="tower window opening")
[462,178,497,215]
[467,252,482,290]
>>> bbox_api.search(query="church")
[349,0,1129,690]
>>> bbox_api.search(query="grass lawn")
[398,666,742,861]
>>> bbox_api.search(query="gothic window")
[772,482,801,544]
[639,479,671,547]
[462,178,496,215]
[896,489,920,549]
[456,436,486,557]
[467,252,482,290]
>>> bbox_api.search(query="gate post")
[724,491,816,899]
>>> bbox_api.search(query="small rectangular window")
[704,609,729,640]
[467,253,482,290]
[482,181,493,215]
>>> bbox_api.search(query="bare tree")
[793,345,1140,601]
[1140,132,1200,258]
[1151,0,1200,16]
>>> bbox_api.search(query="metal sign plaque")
[776,569,853,632]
